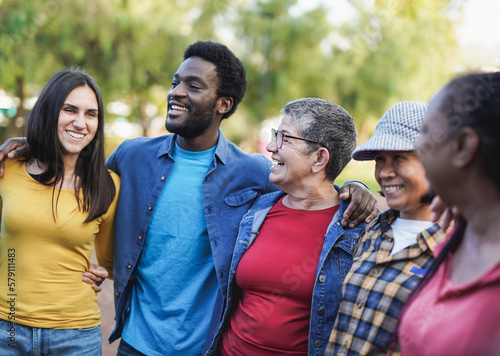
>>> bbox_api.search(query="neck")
[176,119,221,152]
[176,135,218,152]
[453,177,500,239]
[30,156,79,190]
[399,206,433,221]
[283,180,340,210]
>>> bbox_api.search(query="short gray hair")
[281,97,357,181]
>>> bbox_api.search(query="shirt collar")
[156,129,228,164]
[380,208,445,253]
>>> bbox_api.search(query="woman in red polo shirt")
[397,71,500,355]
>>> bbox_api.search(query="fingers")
[340,183,379,228]
[341,190,368,227]
[82,264,108,293]
[0,138,26,178]
[442,209,453,231]
[89,264,109,279]
[365,199,379,224]
[342,199,369,228]
[91,284,103,293]
[430,196,447,223]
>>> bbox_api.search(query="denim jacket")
[106,131,278,343]
[203,190,368,356]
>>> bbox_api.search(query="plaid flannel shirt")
[325,209,446,356]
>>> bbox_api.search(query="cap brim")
[352,134,415,161]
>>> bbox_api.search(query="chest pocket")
[334,237,356,281]
[224,190,259,231]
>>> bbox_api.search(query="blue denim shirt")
[106,131,278,343]
[203,190,367,356]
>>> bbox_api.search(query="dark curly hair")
[184,41,247,119]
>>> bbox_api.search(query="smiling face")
[166,56,222,141]
[57,85,98,163]
[374,151,431,220]
[266,114,317,193]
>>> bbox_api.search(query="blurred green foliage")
[0,0,463,145]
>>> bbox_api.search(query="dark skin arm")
[0,137,28,177]
[338,181,379,228]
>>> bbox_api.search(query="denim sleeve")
[106,142,122,175]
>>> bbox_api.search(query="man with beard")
[0,41,378,356]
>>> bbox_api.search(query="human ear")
[312,147,329,174]
[217,97,233,115]
[453,127,480,168]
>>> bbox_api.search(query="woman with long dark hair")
[0,69,118,355]
[396,72,500,355]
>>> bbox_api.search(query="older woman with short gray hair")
[205,97,371,356]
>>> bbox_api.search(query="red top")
[399,234,500,355]
[220,198,338,355]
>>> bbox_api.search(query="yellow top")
[0,159,118,328]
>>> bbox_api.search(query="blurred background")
[1,0,499,354]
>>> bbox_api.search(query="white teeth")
[273,160,284,167]
[384,185,403,192]
[171,104,188,112]
[67,131,84,139]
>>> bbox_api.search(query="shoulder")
[1,159,25,181]
[107,169,121,189]
[249,191,285,211]
[223,139,271,169]
[114,135,170,153]
[107,135,172,171]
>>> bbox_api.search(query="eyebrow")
[63,103,98,113]
[172,73,207,85]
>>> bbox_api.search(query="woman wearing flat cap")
[325,101,446,356]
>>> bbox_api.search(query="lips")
[383,185,404,194]
[66,130,84,139]
[170,104,188,112]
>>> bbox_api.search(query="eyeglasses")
[271,128,320,149]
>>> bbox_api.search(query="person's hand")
[82,263,108,293]
[0,137,29,177]
[339,182,379,228]
[430,195,460,231]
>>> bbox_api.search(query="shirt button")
[161,176,166,181]
[357,301,364,309]
[127,264,132,269]
[371,268,380,276]
[138,235,143,240]
[115,292,119,297]
[318,275,326,283]
[314,340,322,348]
[148,206,153,211]
[318,307,325,315]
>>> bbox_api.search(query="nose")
[168,83,187,99]
[378,161,395,179]
[266,138,277,153]
[73,112,86,130]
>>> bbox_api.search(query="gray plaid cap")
[352,101,428,161]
